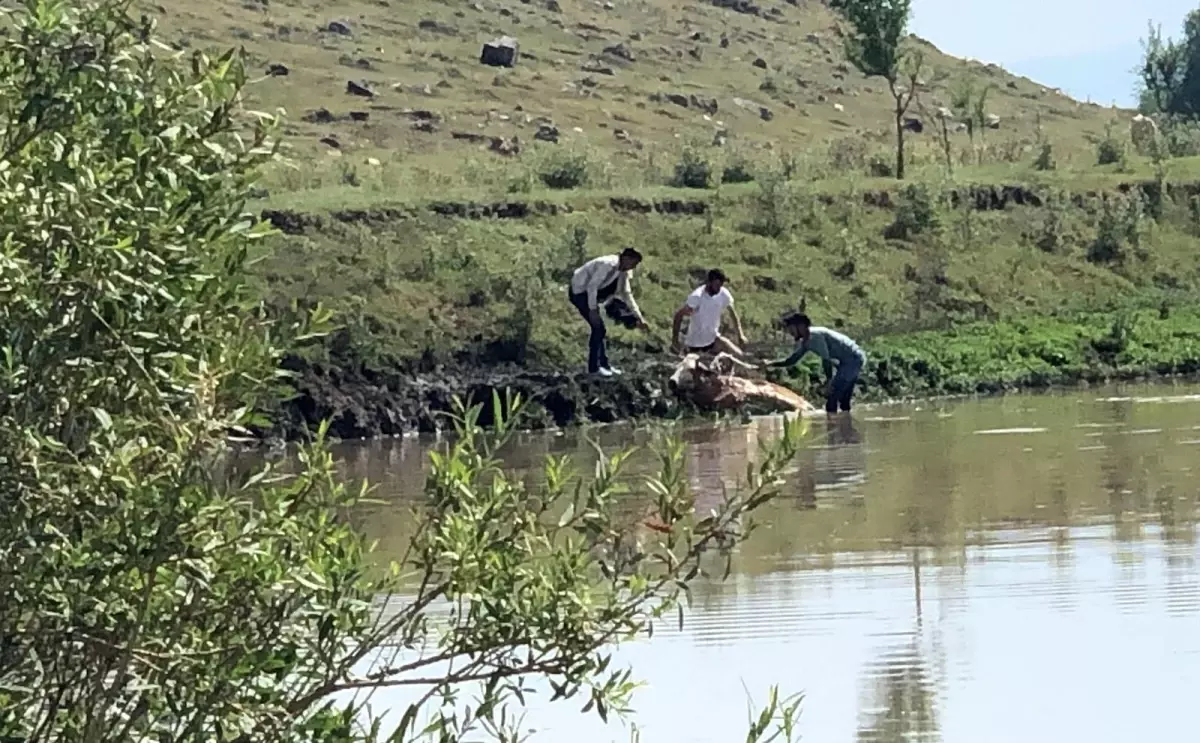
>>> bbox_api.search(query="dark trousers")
[569,280,641,373]
[826,357,863,414]
[569,287,613,373]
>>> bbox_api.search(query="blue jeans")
[569,290,610,373]
[826,356,863,414]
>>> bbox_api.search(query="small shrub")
[1092,312,1138,357]
[538,149,592,189]
[721,156,755,184]
[1088,195,1138,264]
[1033,192,1070,254]
[670,146,714,188]
[746,171,798,238]
[827,136,868,173]
[885,183,941,240]
[1033,142,1055,171]
[867,156,894,177]
[1189,194,1200,236]
[778,150,803,179]
[1096,122,1124,166]
[553,225,589,282]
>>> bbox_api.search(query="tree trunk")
[894,109,906,180]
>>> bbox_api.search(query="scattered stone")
[902,116,922,133]
[1006,80,1018,90]
[614,128,630,140]
[759,106,773,121]
[935,106,953,119]
[665,92,688,107]
[267,63,289,76]
[580,76,599,88]
[720,34,730,48]
[689,94,718,114]
[688,47,703,61]
[833,102,844,112]
[324,20,351,35]
[452,131,490,144]
[535,124,560,142]
[303,107,337,123]
[712,130,727,146]
[418,19,458,34]
[407,109,440,121]
[480,36,519,67]
[604,1,614,8]
[349,111,370,121]
[546,0,562,10]
[630,31,643,41]
[711,0,761,16]
[985,113,1001,129]
[602,43,635,63]
[581,62,615,75]
[319,135,340,148]
[805,33,820,43]
[752,57,767,69]
[412,120,438,133]
[489,136,520,156]
[346,80,374,97]
[367,157,382,166]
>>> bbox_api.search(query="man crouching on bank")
[568,247,649,377]
[761,312,866,416]
[670,268,748,358]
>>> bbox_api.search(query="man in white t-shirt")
[670,268,748,357]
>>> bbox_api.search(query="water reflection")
[325,382,1200,742]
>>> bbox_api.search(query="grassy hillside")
[139,0,1200,435]
[149,0,1125,197]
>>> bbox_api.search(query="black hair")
[780,311,811,328]
[619,247,643,262]
[706,268,727,283]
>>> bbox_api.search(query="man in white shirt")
[568,247,649,376]
[670,268,747,357]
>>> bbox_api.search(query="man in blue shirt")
[760,312,867,415]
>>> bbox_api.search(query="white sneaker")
[594,367,615,378]
[604,366,623,376]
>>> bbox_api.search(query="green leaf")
[91,408,112,430]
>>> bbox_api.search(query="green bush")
[538,149,592,189]
[670,146,714,188]
[1096,122,1125,166]
[721,156,756,184]
[1033,142,1056,171]
[885,183,941,240]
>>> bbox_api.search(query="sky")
[908,0,1199,107]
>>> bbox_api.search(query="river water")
[331,383,1200,742]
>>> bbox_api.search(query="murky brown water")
[332,383,1200,742]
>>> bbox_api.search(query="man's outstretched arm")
[763,345,807,368]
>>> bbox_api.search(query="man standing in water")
[761,312,867,416]
[568,247,649,377]
[670,268,748,357]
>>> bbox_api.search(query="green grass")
[822,306,1200,401]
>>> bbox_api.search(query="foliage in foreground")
[0,2,807,740]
